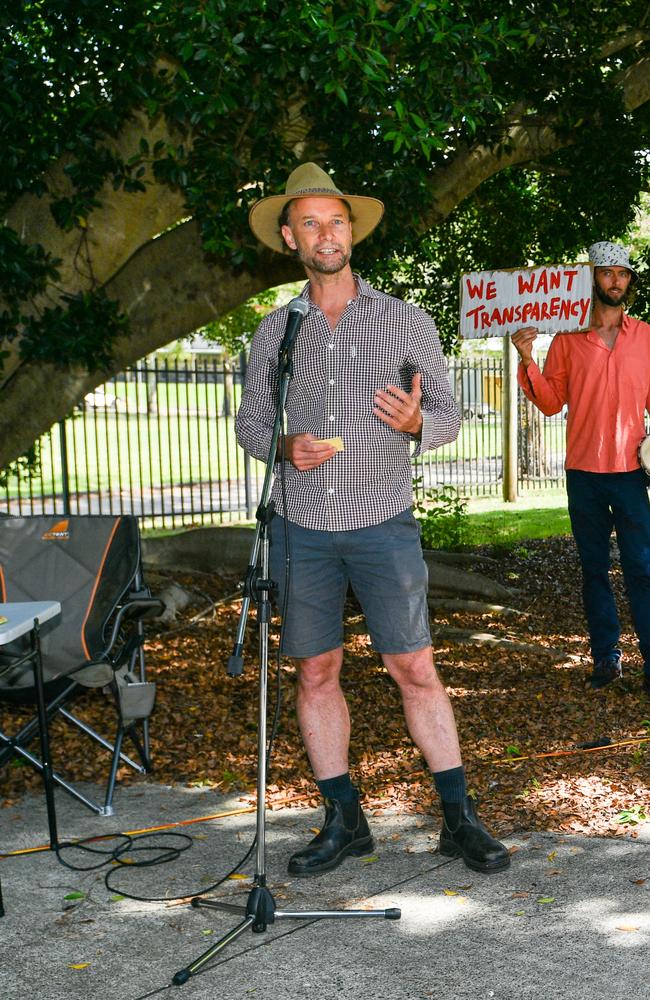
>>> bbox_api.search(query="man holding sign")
[237,162,509,877]
[512,241,650,695]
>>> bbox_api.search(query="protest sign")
[459,263,593,339]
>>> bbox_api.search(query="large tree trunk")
[0,229,301,469]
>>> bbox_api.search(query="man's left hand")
[373,372,423,435]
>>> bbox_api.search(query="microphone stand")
[172,313,400,987]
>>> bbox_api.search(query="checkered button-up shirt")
[235,275,460,531]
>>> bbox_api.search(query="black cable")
[42,550,288,901]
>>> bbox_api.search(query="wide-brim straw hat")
[249,162,384,254]
[588,241,639,281]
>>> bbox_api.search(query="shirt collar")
[586,310,633,345]
[301,273,382,304]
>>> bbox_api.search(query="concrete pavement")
[1,781,649,1000]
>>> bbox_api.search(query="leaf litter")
[2,536,649,839]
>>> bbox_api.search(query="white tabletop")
[0,601,62,645]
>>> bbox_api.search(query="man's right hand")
[511,326,539,367]
[283,433,337,471]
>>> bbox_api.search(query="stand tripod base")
[172,884,400,985]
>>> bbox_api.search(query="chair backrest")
[0,515,140,686]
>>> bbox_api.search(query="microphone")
[279,296,309,357]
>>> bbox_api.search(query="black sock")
[433,765,467,804]
[316,772,358,803]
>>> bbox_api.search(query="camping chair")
[0,515,164,816]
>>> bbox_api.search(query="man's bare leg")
[295,646,349,779]
[288,646,372,876]
[383,644,509,874]
[381,645,462,772]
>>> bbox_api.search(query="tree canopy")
[3,0,650,470]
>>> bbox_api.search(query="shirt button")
[329,415,335,421]
[328,343,334,350]
[329,379,335,386]
[328,488,335,495]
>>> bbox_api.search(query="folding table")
[0,600,61,916]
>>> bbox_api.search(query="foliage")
[370,85,649,352]
[414,484,469,550]
[198,289,280,356]
[3,1,650,467]
[0,445,40,491]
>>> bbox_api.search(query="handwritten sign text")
[459,263,593,339]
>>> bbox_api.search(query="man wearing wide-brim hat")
[513,241,650,697]
[237,162,510,877]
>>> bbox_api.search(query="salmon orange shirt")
[517,314,650,472]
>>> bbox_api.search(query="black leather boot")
[439,796,510,873]
[287,797,374,877]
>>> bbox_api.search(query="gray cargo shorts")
[268,509,431,659]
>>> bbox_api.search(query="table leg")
[31,620,59,850]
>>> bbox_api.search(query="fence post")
[58,419,71,515]
[502,335,518,502]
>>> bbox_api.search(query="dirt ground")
[2,535,649,838]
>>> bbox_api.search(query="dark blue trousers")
[566,469,650,676]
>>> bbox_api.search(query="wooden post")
[502,335,518,502]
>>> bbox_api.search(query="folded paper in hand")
[320,437,344,452]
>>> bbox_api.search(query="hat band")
[287,186,344,197]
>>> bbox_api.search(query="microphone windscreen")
[287,296,309,317]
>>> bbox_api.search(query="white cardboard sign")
[459,262,593,339]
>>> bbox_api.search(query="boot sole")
[288,836,375,878]
[439,840,511,874]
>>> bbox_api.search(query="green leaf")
[335,85,348,106]
[616,806,648,826]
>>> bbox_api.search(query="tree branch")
[422,53,650,228]
[0,221,301,469]
[3,112,189,311]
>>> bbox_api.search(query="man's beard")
[298,246,351,274]
[594,282,628,307]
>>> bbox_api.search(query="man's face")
[593,265,632,307]
[281,197,353,274]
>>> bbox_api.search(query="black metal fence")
[0,355,567,527]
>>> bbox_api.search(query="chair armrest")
[105,597,165,651]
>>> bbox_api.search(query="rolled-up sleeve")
[407,306,461,456]
[517,336,567,416]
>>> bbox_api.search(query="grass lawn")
[462,490,571,548]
